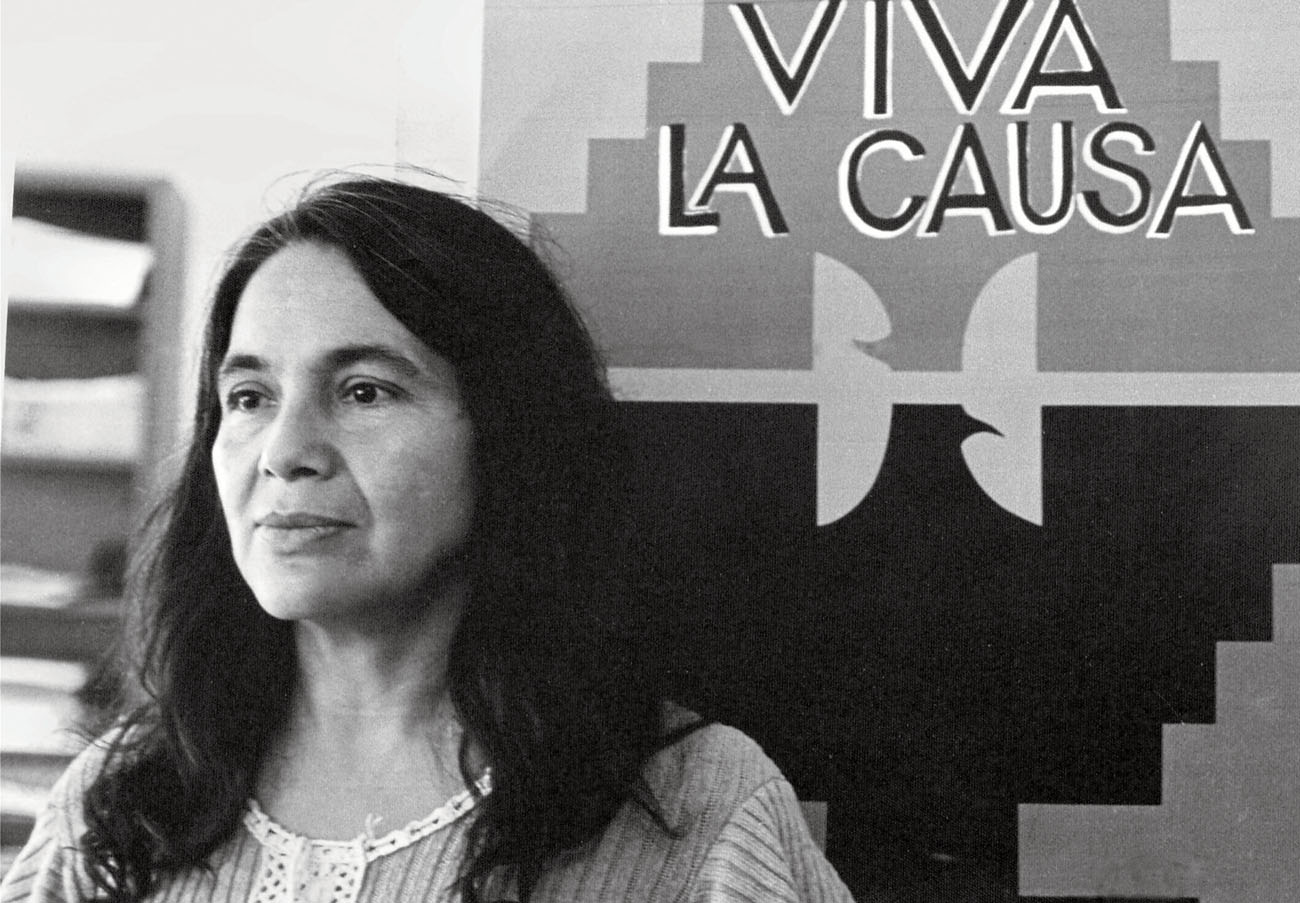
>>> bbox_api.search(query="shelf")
[0,601,123,662]
[2,167,183,653]
[1,454,135,475]
[1,168,180,868]
[6,300,140,323]
[4,308,141,379]
[10,170,152,242]
[9,166,187,478]
[0,466,138,574]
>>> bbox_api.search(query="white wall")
[3,0,484,394]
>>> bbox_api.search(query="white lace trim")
[243,772,491,903]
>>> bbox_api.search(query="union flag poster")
[479,2,1298,899]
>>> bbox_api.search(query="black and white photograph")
[3,2,1298,900]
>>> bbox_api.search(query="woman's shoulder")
[0,730,125,901]
[28,727,127,839]
[528,708,853,902]
[642,705,787,817]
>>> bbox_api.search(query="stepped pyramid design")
[1019,564,1300,902]
[481,2,1300,892]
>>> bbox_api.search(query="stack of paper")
[0,564,88,608]
[0,658,88,757]
[1,375,144,465]
[8,217,154,309]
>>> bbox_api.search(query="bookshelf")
[4,169,186,553]
[2,168,185,857]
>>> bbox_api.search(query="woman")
[1,176,853,903]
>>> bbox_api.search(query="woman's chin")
[254,598,335,624]
[249,587,448,637]
[248,584,363,625]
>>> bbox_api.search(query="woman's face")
[211,242,474,627]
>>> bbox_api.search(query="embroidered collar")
[241,772,491,903]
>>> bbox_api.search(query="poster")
[480,1,1298,899]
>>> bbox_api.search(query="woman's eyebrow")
[217,353,266,378]
[325,345,424,378]
[216,346,428,380]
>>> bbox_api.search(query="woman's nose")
[258,399,337,480]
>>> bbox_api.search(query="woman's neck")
[291,578,465,727]
[256,585,475,839]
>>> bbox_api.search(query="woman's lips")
[254,512,355,552]
[257,511,353,529]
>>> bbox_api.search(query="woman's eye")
[344,382,393,405]
[225,389,265,412]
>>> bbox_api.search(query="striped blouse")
[1,722,854,902]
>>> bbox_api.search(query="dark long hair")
[81,175,672,901]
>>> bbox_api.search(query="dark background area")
[618,401,1299,901]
